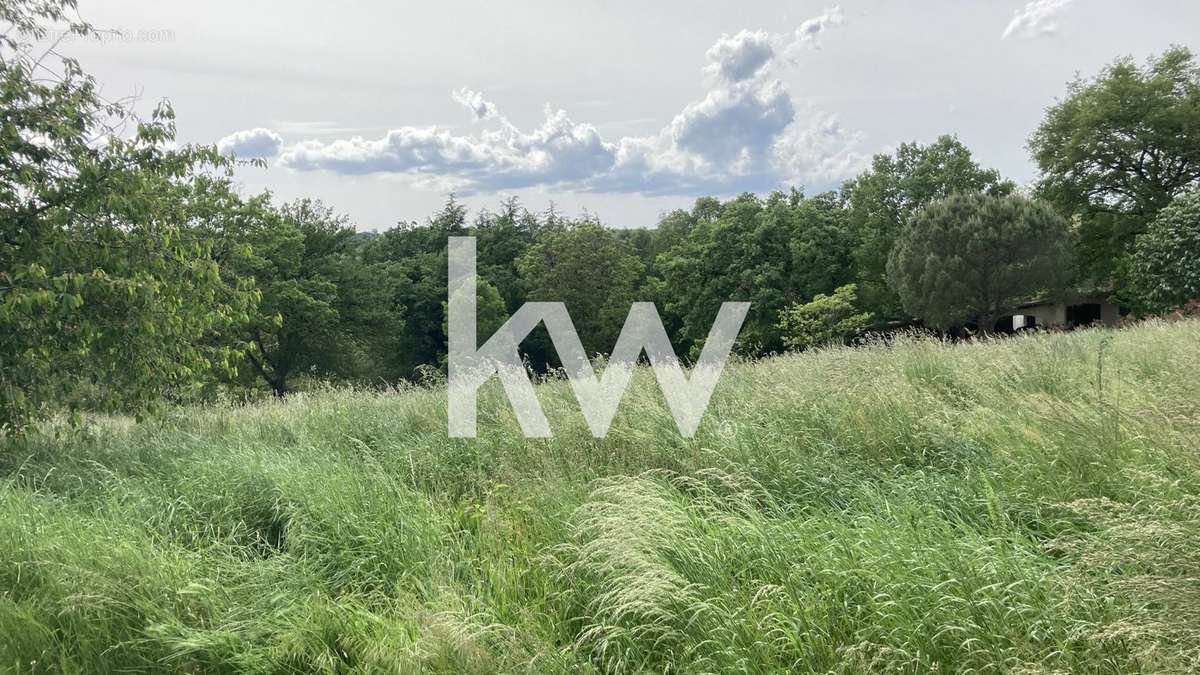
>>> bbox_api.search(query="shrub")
[777,284,872,350]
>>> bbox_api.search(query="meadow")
[2,320,1199,673]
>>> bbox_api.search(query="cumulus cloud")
[282,104,616,191]
[773,111,867,187]
[260,9,863,196]
[1002,0,1074,39]
[671,79,794,166]
[705,30,775,82]
[794,6,846,48]
[216,127,283,159]
[451,87,500,121]
[586,77,809,196]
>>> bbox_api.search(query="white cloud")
[1002,0,1075,39]
[451,87,500,121]
[260,9,862,196]
[282,105,616,192]
[670,79,794,167]
[587,78,800,197]
[216,127,283,158]
[773,111,867,187]
[705,30,775,82]
[794,6,846,48]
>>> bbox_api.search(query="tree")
[323,235,408,382]
[1,2,257,429]
[778,284,872,351]
[1127,190,1200,314]
[471,197,543,313]
[655,191,858,357]
[363,200,459,380]
[887,194,1073,331]
[360,198,508,379]
[225,199,402,395]
[788,192,858,303]
[637,203,710,351]
[1031,47,1200,282]
[843,136,1015,322]
[518,219,644,358]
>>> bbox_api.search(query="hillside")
[2,321,1199,673]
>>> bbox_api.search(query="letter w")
[447,237,749,438]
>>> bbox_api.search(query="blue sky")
[53,0,1200,229]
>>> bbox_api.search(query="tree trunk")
[271,373,288,398]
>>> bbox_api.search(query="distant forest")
[3,0,1199,429]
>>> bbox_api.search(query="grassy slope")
[2,321,1199,673]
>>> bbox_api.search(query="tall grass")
[2,320,1199,673]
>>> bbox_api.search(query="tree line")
[3,0,1199,430]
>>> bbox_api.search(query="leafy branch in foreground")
[1,1,258,430]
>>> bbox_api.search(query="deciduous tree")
[225,199,403,395]
[1,3,257,428]
[1031,47,1200,282]
[1127,190,1200,314]
[518,219,644,357]
[655,191,858,356]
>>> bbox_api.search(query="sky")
[47,0,1200,230]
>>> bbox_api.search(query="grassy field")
[2,321,1199,673]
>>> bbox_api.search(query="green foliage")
[5,0,1193,440]
[3,321,1200,672]
[843,136,1015,323]
[0,7,257,429]
[359,198,514,379]
[0,0,87,49]
[517,219,644,356]
[1128,190,1200,314]
[3,6,1198,669]
[218,198,402,395]
[656,190,856,356]
[1031,47,1200,282]
[471,196,545,313]
[778,284,872,351]
[887,194,1073,330]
